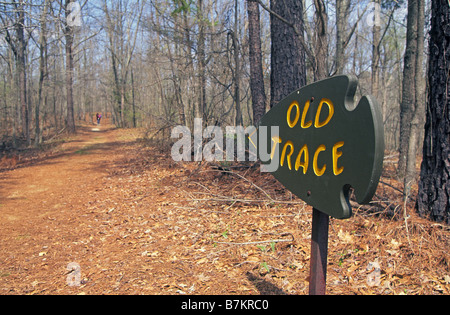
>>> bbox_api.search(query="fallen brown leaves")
[0,128,448,295]
[91,135,449,295]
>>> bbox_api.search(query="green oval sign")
[255,75,385,219]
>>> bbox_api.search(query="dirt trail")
[1,125,114,219]
[0,125,261,295]
[0,125,143,294]
[0,124,301,295]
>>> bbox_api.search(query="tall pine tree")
[416,0,450,223]
[247,0,266,125]
[270,0,306,108]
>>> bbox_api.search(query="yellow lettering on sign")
[313,145,327,177]
[295,144,309,174]
[315,98,334,128]
[271,100,344,177]
[281,141,294,170]
[332,141,345,176]
[301,101,313,129]
[287,102,300,128]
[286,98,334,130]
[270,140,345,177]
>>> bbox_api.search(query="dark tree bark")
[233,0,242,126]
[398,0,419,178]
[313,0,328,81]
[270,0,306,108]
[416,0,450,223]
[335,0,350,75]
[4,0,30,145]
[371,0,381,100]
[36,0,49,147]
[197,0,207,123]
[17,1,29,145]
[65,0,76,134]
[247,0,266,125]
[404,0,425,197]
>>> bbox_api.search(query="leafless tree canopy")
[1,0,447,222]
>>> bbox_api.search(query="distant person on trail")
[96,113,102,125]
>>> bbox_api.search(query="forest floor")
[0,124,449,295]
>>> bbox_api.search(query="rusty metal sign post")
[254,75,385,295]
[309,208,329,295]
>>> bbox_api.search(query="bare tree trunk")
[371,0,381,100]
[120,86,126,127]
[270,0,306,108]
[166,33,186,126]
[182,12,196,130]
[65,0,76,134]
[416,0,450,224]
[247,0,266,125]
[14,0,30,145]
[335,0,350,75]
[102,0,144,128]
[233,0,242,126]
[404,0,425,197]
[36,0,49,146]
[6,49,17,148]
[131,68,136,128]
[197,0,207,123]
[313,0,328,81]
[398,0,418,178]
